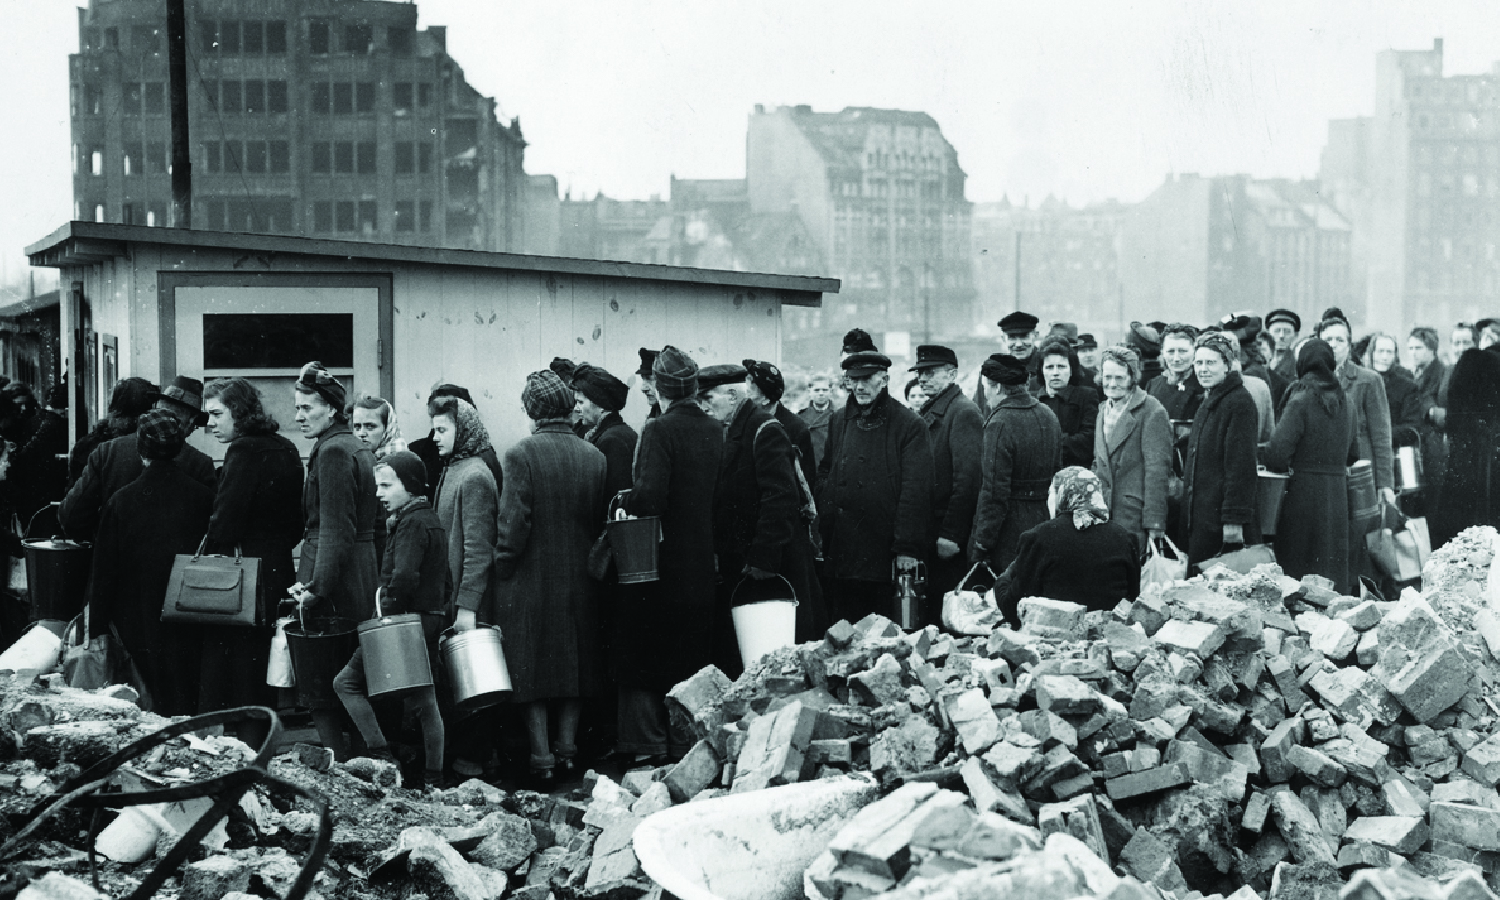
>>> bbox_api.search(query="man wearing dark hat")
[697,365,822,676]
[910,345,983,607]
[817,351,933,625]
[61,374,217,540]
[1266,309,1301,386]
[1223,312,1287,406]
[969,354,1061,588]
[1076,334,1100,380]
[637,348,663,420]
[615,346,724,762]
[743,359,817,495]
[1125,322,1164,386]
[973,312,1041,417]
[572,363,638,497]
[9,382,69,520]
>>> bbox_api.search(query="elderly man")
[744,359,817,494]
[698,365,823,675]
[816,351,933,626]
[910,345,983,607]
[970,354,1061,573]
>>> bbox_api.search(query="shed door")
[166,274,390,463]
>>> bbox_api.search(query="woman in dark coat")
[89,411,213,716]
[572,364,638,498]
[969,354,1061,571]
[200,378,305,748]
[494,371,608,784]
[1262,340,1360,592]
[1181,332,1262,567]
[1433,344,1500,547]
[1409,327,1448,507]
[996,467,1140,625]
[1036,338,1100,470]
[290,362,378,760]
[618,347,724,761]
[1367,333,1425,455]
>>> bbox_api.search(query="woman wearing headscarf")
[1181,332,1261,566]
[1091,345,1172,555]
[572,363,637,497]
[1262,339,1360,592]
[349,395,407,567]
[995,467,1140,626]
[290,362,379,759]
[1364,333,1424,457]
[89,410,213,715]
[969,353,1061,572]
[493,371,608,787]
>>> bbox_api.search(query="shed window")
[203,313,354,369]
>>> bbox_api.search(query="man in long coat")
[816,351,933,626]
[970,354,1062,572]
[911,345,983,608]
[619,346,723,761]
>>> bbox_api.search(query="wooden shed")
[27,222,837,458]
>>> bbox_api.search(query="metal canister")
[440,626,512,713]
[1396,445,1421,491]
[357,613,433,699]
[892,561,927,631]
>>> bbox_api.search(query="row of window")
[78,197,435,236]
[80,140,440,178]
[203,80,290,115]
[86,18,416,59]
[309,81,433,115]
[79,79,432,118]
[198,20,290,56]
[309,141,434,175]
[203,141,292,175]
[312,200,433,233]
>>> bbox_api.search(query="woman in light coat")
[1091,346,1172,557]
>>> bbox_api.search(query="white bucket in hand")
[732,601,798,669]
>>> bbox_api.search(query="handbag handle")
[191,537,244,563]
[959,561,996,591]
[728,573,796,606]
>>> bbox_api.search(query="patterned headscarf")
[433,396,492,463]
[1050,466,1110,530]
[1193,331,1240,368]
[365,398,406,459]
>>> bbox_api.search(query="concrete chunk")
[1432,802,1500,852]
[1104,763,1190,801]
[1463,732,1500,788]
[1268,788,1337,866]
[1342,815,1430,856]
[1152,619,1226,657]
[1372,596,1472,724]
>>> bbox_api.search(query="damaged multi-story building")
[68,0,528,252]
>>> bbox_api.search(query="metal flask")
[893,561,928,631]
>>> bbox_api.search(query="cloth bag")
[1142,535,1188,587]
[942,562,1001,635]
[266,616,296,688]
[7,513,26,594]
[1193,543,1276,576]
[62,610,111,690]
[161,538,261,626]
[1366,503,1428,582]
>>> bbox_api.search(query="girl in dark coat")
[89,411,213,716]
[996,467,1140,625]
[290,362,379,760]
[970,354,1061,571]
[1181,333,1261,567]
[200,378,305,748]
[1433,345,1500,546]
[1262,340,1359,592]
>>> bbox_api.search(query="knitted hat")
[522,370,576,420]
[741,359,785,402]
[376,449,427,496]
[841,328,877,355]
[137,408,187,461]
[297,361,347,411]
[981,353,1028,386]
[653,345,699,400]
[571,364,629,412]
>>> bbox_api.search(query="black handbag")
[161,538,261,626]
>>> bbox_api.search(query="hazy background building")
[69,0,528,251]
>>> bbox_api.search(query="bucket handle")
[606,490,632,522]
[189,537,243,564]
[728,573,797,606]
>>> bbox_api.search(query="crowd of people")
[0,302,1493,784]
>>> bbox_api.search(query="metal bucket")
[1397,445,1421,491]
[1257,469,1290,536]
[23,538,92,622]
[285,617,358,708]
[607,516,661,584]
[1348,460,1379,533]
[440,626,511,713]
[357,613,433,699]
[1170,419,1194,442]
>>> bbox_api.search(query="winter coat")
[816,390,934,583]
[411,433,504,502]
[618,400,724,691]
[799,404,835,469]
[1378,365,1425,450]
[1262,384,1359,593]
[378,498,450,617]
[1434,347,1500,546]
[60,434,216,540]
[969,387,1061,571]
[714,401,824,647]
[996,516,1140,626]
[493,423,607,702]
[774,403,818,496]
[1040,384,1100,470]
[298,424,379,622]
[9,409,67,521]
[1414,359,1449,495]
[434,454,499,622]
[1339,361,1395,493]
[919,383,983,550]
[89,462,213,716]
[1146,371,1205,424]
[586,411,639,499]
[1242,374,1276,444]
[1181,372,1262,566]
[1092,388,1172,550]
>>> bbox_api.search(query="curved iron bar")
[1,706,333,900]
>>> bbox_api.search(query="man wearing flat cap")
[743,359,817,496]
[1223,312,1287,407]
[573,363,638,497]
[61,374,217,540]
[697,365,823,676]
[1266,309,1301,388]
[910,345,983,608]
[817,351,933,625]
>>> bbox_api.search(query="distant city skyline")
[4,0,1500,284]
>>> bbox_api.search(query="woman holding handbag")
[200,378,304,748]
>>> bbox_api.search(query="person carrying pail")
[333,450,449,789]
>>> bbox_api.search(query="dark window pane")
[393,82,413,110]
[228,200,252,230]
[311,143,330,173]
[144,82,164,115]
[124,142,143,175]
[244,80,264,113]
[357,142,376,174]
[243,21,263,54]
[267,81,287,113]
[358,201,377,233]
[203,313,354,369]
[132,25,160,54]
[334,142,354,173]
[356,82,375,113]
[333,82,353,114]
[336,201,355,231]
[123,83,142,115]
[311,82,329,114]
[205,200,225,230]
[395,200,415,231]
[269,141,290,173]
[265,200,292,231]
[418,143,432,174]
[245,141,267,174]
[223,140,241,173]
[199,21,217,53]
[147,141,167,174]
[202,141,219,173]
[220,21,239,54]
[389,26,412,56]
[345,23,372,55]
[221,80,241,113]
[394,142,414,174]
[105,27,119,50]
[147,201,166,227]
[418,83,431,106]
[266,21,287,54]
[313,201,332,232]
[309,21,329,54]
[85,83,102,115]
[202,80,218,109]
[420,200,432,231]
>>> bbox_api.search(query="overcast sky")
[4,0,1500,288]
